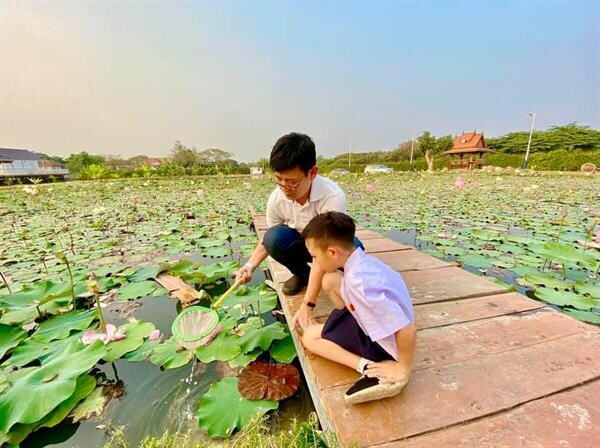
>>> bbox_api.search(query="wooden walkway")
[251,214,600,448]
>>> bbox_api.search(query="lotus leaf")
[2,374,96,445]
[197,377,278,438]
[235,318,288,354]
[195,318,241,363]
[534,287,597,310]
[0,324,27,359]
[69,385,109,422]
[103,321,155,362]
[237,360,300,401]
[269,334,297,364]
[150,337,194,369]
[31,309,97,343]
[0,340,106,432]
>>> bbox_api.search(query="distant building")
[145,157,164,169]
[0,148,69,179]
[250,166,263,178]
[444,131,494,170]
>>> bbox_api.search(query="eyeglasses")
[271,175,306,190]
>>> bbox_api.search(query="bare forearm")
[395,323,416,371]
[247,242,268,269]
[303,262,325,303]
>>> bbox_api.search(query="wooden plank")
[413,307,591,371]
[363,238,411,253]
[251,214,600,448]
[384,379,600,448]
[307,307,590,390]
[320,330,600,447]
[402,266,508,304]
[355,229,386,240]
[414,292,545,329]
[371,249,453,271]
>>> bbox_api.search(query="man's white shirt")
[266,175,346,231]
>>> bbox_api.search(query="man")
[235,132,346,329]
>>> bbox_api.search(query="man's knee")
[262,225,299,254]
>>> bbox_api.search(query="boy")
[300,211,416,404]
[235,133,350,330]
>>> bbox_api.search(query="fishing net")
[171,306,221,350]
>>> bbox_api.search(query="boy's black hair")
[270,132,316,174]
[302,211,356,249]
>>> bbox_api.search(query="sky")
[0,0,598,162]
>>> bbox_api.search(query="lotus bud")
[87,273,99,295]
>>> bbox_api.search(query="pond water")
[22,258,315,448]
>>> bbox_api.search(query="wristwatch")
[243,262,256,272]
[305,302,316,308]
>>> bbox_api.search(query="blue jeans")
[262,224,364,279]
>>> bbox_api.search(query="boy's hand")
[365,360,411,384]
[291,304,316,331]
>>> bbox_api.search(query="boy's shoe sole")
[344,375,408,405]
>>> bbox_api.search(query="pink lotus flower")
[148,329,161,341]
[81,324,126,345]
[366,183,375,192]
[454,176,465,189]
[595,230,600,244]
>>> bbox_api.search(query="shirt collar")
[344,247,365,271]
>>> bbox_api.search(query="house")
[0,148,69,180]
[250,166,263,178]
[145,157,164,169]
[444,131,494,170]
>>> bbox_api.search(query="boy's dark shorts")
[321,308,394,362]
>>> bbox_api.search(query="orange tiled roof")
[453,132,486,149]
[444,132,493,154]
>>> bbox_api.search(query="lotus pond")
[0,171,598,447]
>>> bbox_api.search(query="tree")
[170,141,198,168]
[196,148,235,164]
[417,131,437,171]
[486,123,600,153]
[103,154,130,170]
[127,155,151,169]
[64,152,105,175]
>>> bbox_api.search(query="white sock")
[356,357,373,375]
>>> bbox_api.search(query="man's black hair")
[270,132,316,174]
[302,211,356,249]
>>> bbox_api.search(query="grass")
[102,414,339,448]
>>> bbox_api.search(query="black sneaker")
[282,275,308,295]
[344,375,408,405]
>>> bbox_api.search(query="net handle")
[211,278,244,310]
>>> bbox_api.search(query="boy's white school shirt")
[266,175,346,231]
[340,248,415,361]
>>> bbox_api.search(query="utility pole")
[409,132,415,170]
[523,112,536,169]
[348,142,351,169]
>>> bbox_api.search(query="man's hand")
[291,303,317,331]
[365,360,411,384]
[234,263,254,284]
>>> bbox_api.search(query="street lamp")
[409,132,415,170]
[523,112,536,169]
